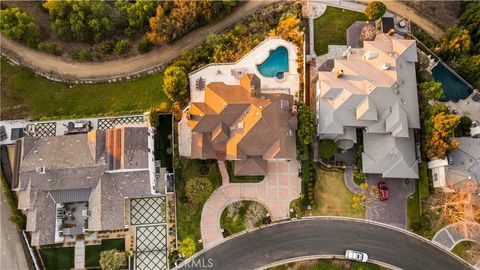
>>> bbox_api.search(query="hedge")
[1,168,26,230]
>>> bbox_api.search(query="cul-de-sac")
[1,1,479,270]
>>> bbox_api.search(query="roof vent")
[36,167,45,174]
[380,63,391,70]
[237,122,244,130]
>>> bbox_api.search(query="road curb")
[176,216,475,270]
[255,255,402,270]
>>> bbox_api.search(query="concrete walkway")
[343,166,360,195]
[74,240,85,270]
[200,161,301,247]
[0,1,271,82]
[433,222,480,250]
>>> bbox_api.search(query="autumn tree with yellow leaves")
[425,112,460,159]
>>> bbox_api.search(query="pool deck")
[188,37,299,102]
[442,90,480,122]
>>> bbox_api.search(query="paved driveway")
[201,161,301,247]
[365,175,415,229]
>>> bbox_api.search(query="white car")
[345,249,369,262]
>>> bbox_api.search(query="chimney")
[240,74,261,97]
[387,29,395,36]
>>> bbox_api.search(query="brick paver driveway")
[365,175,415,229]
[201,161,301,247]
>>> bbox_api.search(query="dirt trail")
[0,1,269,81]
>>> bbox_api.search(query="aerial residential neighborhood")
[0,1,479,270]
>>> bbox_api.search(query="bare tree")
[360,24,377,42]
[428,181,480,239]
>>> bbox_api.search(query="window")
[280,99,289,109]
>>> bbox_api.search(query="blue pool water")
[257,46,289,79]
[431,62,472,102]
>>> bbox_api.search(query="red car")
[378,181,389,201]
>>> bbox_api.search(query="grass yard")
[39,246,74,270]
[268,259,384,270]
[1,57,168,120]
[176,159,222,243]
[311,165,364,218]
[85,238,125,268]
[452,241,479,265]
[220,201,267,234]
[313,7,367,55]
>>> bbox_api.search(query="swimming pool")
[257,46,289,79]
[431,62,472,102]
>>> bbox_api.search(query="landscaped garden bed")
[220,201,268,235]
[85,238,125,268]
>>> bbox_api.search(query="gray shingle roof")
[17,127,154,246]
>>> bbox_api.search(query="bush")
[185,177,213,206]
[37,42,61,56]
[114,39,130,56]
[138,38,154,54]
[364,1,387,20]
[353,171,366,185]
[71,49,93,62]
[0,7,40,47]
[163,65,189,103]
[418,163,429,199]
[96,40,115,55]
[318,140,337,160]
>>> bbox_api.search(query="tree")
[360,24,376,42]
[0,7,40,47]
[179,238,196,258]
[459,1,480,54]
[318,140,337,160]
[113,39,130,56]
[185,177,213,206]
[435,27,471,59]
[163,65,189,103]
[270,10,303,44]
[428,181,480,239]
[456,55,480,89]
[43,0,114,42]
[352,182,378,209]
[99,249,126,270]
[123,0,157,36]
[364,1,387,20]
[425,112,460,159]
[418,81,445,118]
[297,104,315,146]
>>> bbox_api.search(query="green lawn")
[85,239,125,268]
[268,259,384,270]
[313,7,368,55]
[220,201,267,234]
[1,57,168,120]
[311,165,364,218]
[452,241,478,264]
[39,246,74,270]
[176,159,222,243]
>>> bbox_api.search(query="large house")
[13,125,157,246]
[316,34,420,178]
[179,74,297,176]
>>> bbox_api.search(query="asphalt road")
[0,184,29,270]
[179,219,473,270]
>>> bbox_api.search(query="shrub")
[114,39,130,56]
[178,238,196,258]
[99,249,126,270]
[138,38,154,53]
[163,65,189,103]
[0,7,40,47]
[96,40,115,55]
[37,42,61,56]
[364,1,387,20]
[297,104,315,146]
[318,140,337,160]
[185,177,213,206]
[71,49,93,62]
[353,171,366,185]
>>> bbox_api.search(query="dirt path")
[0,1,270,82]
[356,0,445,40]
